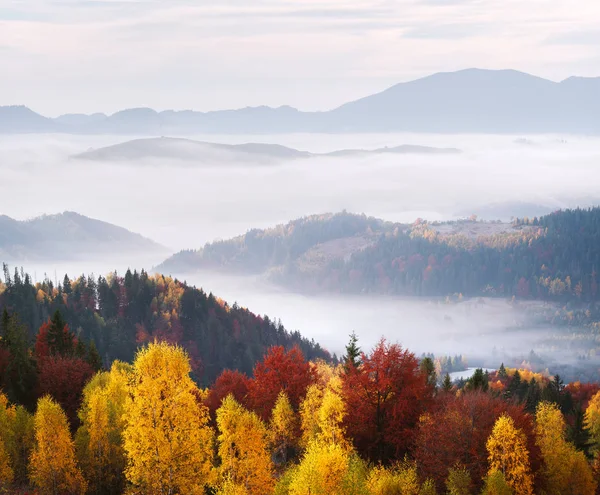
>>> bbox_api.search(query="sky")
[1,0,600,116]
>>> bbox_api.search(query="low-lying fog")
[3,132,599,366]
[3,132,600,251]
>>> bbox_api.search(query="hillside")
[72,136,460,164]
[156,211,394,275]
[0,267,330,385]
[3,69,600,134]
[158,208,600,304]
[0,211,166,261]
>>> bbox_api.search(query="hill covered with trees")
[156,211,392,276]
[0,265,329,391]
[0,211,166,262]
[159,208,600,304]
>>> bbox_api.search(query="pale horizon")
[2,0,600,115]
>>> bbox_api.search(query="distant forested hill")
[0,267,329,385]
[0,211,166,261]
[158,208,600,303]
[156,211,393,275]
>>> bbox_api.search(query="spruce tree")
[87,340,103,371]
[343,331,361,371]
[442,373,453,392]
[498,363,508,379]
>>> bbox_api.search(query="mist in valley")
[2,131,600,372]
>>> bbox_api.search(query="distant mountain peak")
[3,68,600,134]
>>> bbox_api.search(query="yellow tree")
[76,361,131,495]
[9,405,34,486]
[0,392,14,491]
[288,439,351,495]
[584,390,600,457]
[29,396,87,495]
[217,395,274,494]
[486,415,533,495]
[299,384,323,448]
[316,376,347,447]
[481,470,513,495]
[122,342,214,495]
[269,391,297,465]
[536,401,596,495]
[367,462,419,495]
[445,465,472,495]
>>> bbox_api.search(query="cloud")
[546,29,600,45]
[2,0,600,114]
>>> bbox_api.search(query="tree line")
[0,265,329,388]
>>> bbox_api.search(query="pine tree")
[47,310,73,357]
[442,373,453,393]
[420,357,437,390]
[63,275,72,295]
[498,363,508,379]
[87,340,103,371]
[343,332,361,372]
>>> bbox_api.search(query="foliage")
[29,396,87,495]
[342,339,429,462]
[248,346,315,421]
[216,395,274,495]
[481,470,513,495]
[75,361,130,495]
[287,439,351,495]
[269,391,297,466]
[535,401,597,495]
[122,342,214,494]
[445,465,472,495]
[486,415,534,495]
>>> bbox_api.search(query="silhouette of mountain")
[72,137,460,163]
[0,105,61,133]
[0,212,166,262]
[3,69,600,134]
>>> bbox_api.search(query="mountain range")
[72,137,460,163]
[3,68,600,134]
[0,212,166,262]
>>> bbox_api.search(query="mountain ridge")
[0,211,167,261]
[72,136,460,163]
[3,68,600,134]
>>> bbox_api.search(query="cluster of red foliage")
[342,339,430,463]
[205,346,317,423]
[34,320,94,428]
[414,391,541,492]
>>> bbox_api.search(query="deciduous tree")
[342,339,429,462]
[216,395,274,495]
[486,415,534,495]
[29,396,87,495]
[248,346,315,421]
[122,342,214,494]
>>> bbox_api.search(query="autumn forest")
[1,266,600,494]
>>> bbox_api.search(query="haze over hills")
[157,208,600,303]
[3,69,600,135]
[72,137,460,164]
[0,211,167,262]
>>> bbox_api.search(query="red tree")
[37,356,94,428]
[248,346,316,420]
[342,339,430,463]
[414,391,541,492]
[206,369,251,417]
